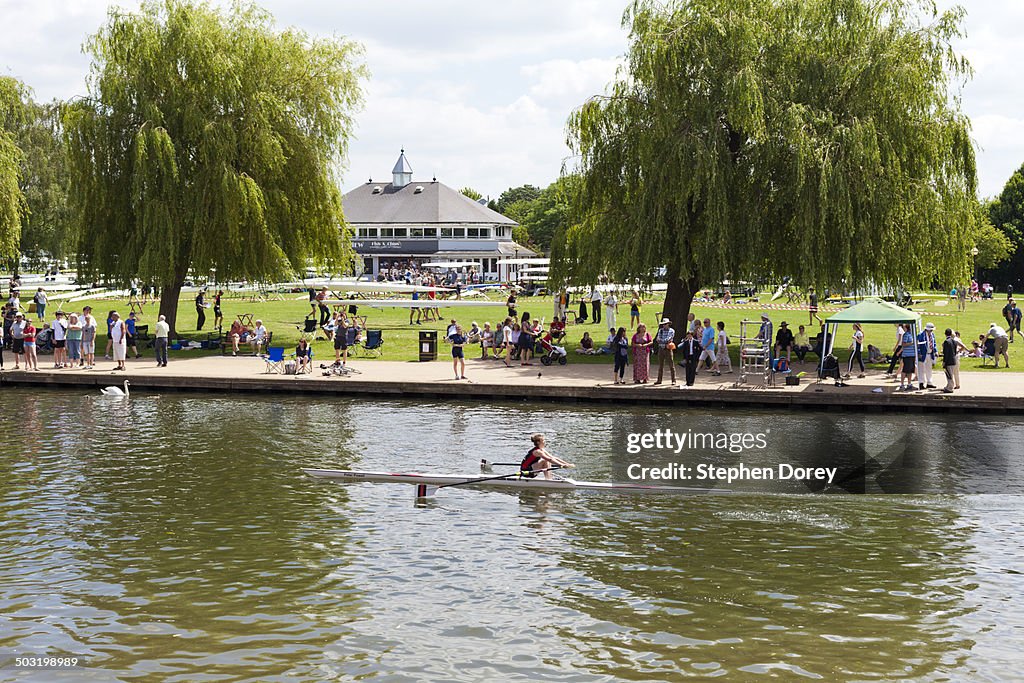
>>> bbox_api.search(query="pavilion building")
[342,150,534,280]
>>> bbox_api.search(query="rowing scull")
[303,469,731,495]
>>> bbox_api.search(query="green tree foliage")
[0,77,28,262]
[494,184,541,215]
[519,175,579,251]
[459,186,483,201]
[17,101,72,265]
[974,206,1014,270]
[986,166,1024,283]
[64,0,366,331]
[556,0,978,326]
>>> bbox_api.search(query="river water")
[1,390,1023,681]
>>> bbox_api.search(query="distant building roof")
[343,181,517,226]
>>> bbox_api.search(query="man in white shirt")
[987,322,1010,368]
[590,287,602,325]
[154,314,170,367]
[604,292,618,331]
[250,320,268,354]
[52,310,68,368]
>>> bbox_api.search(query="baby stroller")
[537,335,568,366]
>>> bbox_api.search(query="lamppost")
[971,246,979,283]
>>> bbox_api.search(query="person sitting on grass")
[866,344,884,364]
[576,331,595,355]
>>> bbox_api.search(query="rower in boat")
[521,434,574,480]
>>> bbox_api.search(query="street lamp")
[971,246,979,282]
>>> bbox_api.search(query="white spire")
[392,148,413,188]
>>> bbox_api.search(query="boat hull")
[303,469,730,495]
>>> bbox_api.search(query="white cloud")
[1,0,1023,198]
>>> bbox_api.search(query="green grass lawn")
[50,289,1024,372]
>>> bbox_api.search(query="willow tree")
[64,0,365,332]
[0,77,27,262]
[555,0,978,327]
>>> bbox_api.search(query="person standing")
[808,287,821,325]
[698,317,716,370]
[895,324,917,391]
[333,313,351,366]
[680,330,703,387]
[33,287,47,321]
[51,310,68,368]
[610,327,629,384]
[110,311,128,371]
[66,313,83,368]
[629,294,642,330]
[154,314,170,367]
[213,290,224,331]
[195,289,206,330]
[316,287,330,327]
[104,310,116,359]
[10,312,25,369]
[653,318,677,385]
[957,285,967,312]
[631,323,652,384]
[450,324,467,380]
[590,287,602,324]
[81,306,97,369]
[916,322,938,389]
[941,328,967,393]
[757,314,774,361]
[502,317,514,367]
[711,321,732,375]
[885,324,904,378]
[604,291,618,332]
[987,322,1010,368]
[22,317,38,370]
[846,323,866,379]
[126,311,141,359]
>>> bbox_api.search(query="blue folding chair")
[360,329,384,357]
[263,346,286,373]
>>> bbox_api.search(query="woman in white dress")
[110,311,128,371]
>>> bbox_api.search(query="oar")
[415,467,565,498]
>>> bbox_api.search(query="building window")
[358,227,377,237]
[467,227,490,238]
[411,227,427,238]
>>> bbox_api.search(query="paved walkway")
[2,352,1021,411]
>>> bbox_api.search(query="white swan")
[100,380,130,397]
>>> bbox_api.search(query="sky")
[1,0,1022,200]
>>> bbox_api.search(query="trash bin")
[419,330,437,361]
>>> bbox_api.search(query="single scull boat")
[303,469,731,495]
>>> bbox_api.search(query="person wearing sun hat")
[653,317,677,385]
[916,322,939,389]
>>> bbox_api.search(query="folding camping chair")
[360,329,384,357]
[263,346,286,373]
[297,316,328,341]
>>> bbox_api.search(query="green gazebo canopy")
[826,298,921,325]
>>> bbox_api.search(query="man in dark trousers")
[195,289,206,330]
[680,329,703,387]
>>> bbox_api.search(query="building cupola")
[392,149,413,188]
